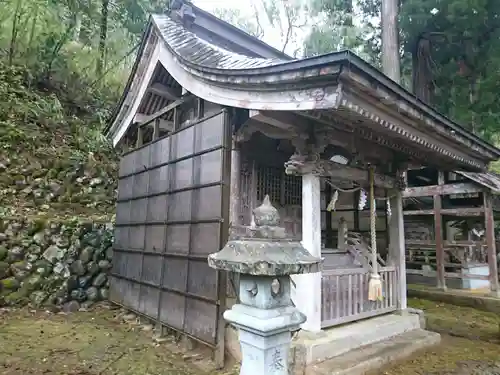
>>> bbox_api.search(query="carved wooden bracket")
[284,153,397,189]
[234,119,308,145]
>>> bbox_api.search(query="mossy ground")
[376,298,500,375]
[0,306,238,375]
[1,299,499,375]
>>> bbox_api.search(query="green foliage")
[398,0,500,140]
[213,0,308,56]
[299,0,500,141]
[213,8,264,38]
[0,0,170,119]
[303,0,381,64]
[0,61,107,156]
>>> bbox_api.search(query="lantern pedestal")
[208,195,322,375]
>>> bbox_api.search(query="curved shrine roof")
[105,11,500,171]
[153,14,289,70]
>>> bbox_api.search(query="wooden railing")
[406,239,488,267]
[321,266,398,328]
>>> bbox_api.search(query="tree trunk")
[9,0,24,66]
[97,0,109,76]
[412,37,433,103]
[381,0,400,83]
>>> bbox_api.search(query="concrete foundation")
[306,329,441,375]
[407,263,491,291]
[226,312,441,375]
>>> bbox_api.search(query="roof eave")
[183,52,500,161]
[104,19,154,137]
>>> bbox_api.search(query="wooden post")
[153,118,160,140]
[388,189,407,310]
[136,125,143,148]
[435,171,446,290]
[291,173,322,332]
[338,218,348,250]
[483,191,499,296]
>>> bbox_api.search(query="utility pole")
[381,0,400,83]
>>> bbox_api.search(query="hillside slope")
[0,63,118,220]
[0,63,118,308]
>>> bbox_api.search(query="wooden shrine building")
[403,168,500,292]
[104,0,500,370]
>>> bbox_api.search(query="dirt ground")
[0,299,499,375]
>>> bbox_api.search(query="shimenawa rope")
[368,166,383,301]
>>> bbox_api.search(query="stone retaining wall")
[0,217,113,311]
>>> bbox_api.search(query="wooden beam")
[403,182,482,197]
[134,114,173,130]
[483,191,499,295]
[137,96,190,127]
[285,158,397,189]
[404,207,485,216]
[249,110,302,133]
[147,83,180,100]
[326,162,396,189]
[406,239,487,246]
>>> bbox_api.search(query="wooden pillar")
[388,189,407,310]
[435,171,446,290]
[230,140,241,226]
[291,173,322,332]
[354,190,360,232]
[228,141,241,302]
[483,191,499,295]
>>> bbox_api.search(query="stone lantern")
[208,195,322,375]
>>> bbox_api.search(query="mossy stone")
[4,290,29,305]
[70,260,85,276]
[92,273,107,287]
[86,261,99,276]
[6,247,24,263]
[24,274,42,292]
[0,246,7,261]
[86,287,99,301]
[78,275,92,288]
[65,275,79,292]
[70,288,86,302]
[0,277,20,291]
[99,287,109,300]
[34,259,52,276]
[79,246,94,263]
[98,260,110,270]
[30,291,48,306]
[0,261,9,279]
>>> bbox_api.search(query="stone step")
[306,329,441,375]
[294,313,422,365]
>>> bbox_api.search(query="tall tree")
[97,0,109,75]
[302,0,381,63]
[381,0,400,82]
[399,0,500,140]
[214,0,308,56]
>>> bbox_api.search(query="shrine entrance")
[234,131,401,329]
